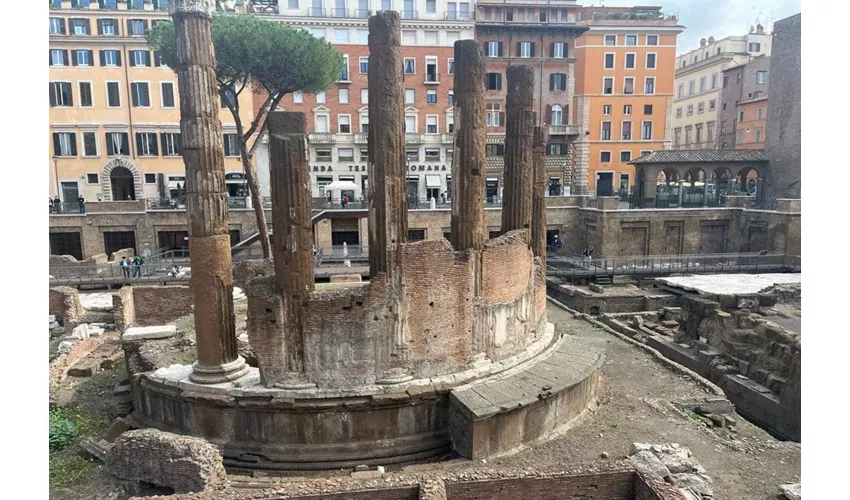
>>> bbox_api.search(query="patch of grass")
[49,453,101,488]
[49,407,78,453]
[685,409,703,422]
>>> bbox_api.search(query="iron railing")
[547,252,800,278]
[146,197,184,210]
[49,202,85,214]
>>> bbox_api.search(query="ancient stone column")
[171,0,247,383]
[267,112,315,389]
[450,40,486,254]
[532,125,549,265]
[500,65,535,245]
[367,11,407,280]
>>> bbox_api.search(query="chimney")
[756,24,764,34]
[749,25,755,33]
[700,38,707,47]
[708,36,715,44]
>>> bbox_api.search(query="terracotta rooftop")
[630,150,768,164]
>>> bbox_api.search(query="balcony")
[576,8,679,26]
[354,9,371,19]
[308,7,326,17]
[441,133,454,144]
[548,124,580,136]
[445,12,475,21]
[424,72,440,84]
[331,8,349,18]
[405,133,424,144]
[308,133,335,144]
[401,10,418,20]
[353,133,368,144]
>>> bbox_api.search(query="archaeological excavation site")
[47,5,801,500]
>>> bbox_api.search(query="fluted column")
[532,125,549,265]
[500,65,535,245]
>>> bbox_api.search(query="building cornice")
[49,35,153,45]
[580,25,684,34]
[271,16,474,30]
[674,54,747,78]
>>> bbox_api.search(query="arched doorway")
[110,166,136,201]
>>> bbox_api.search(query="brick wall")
[49,286,83,326]
[131,285,193,326]
[481,230,533,305]
[446,472,634,500]
[232,258,274,290]
[113,286,135,332]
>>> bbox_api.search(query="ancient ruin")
[126,12,603,470]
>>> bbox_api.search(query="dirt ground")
[48,301,800,500]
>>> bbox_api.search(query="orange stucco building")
[573,6,682,195]
[734,97,768,150]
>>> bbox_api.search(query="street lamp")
[52,155,61,200]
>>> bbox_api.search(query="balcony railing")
[548,124,580,136]
[401,10,418,20]
[354,133,368,144]
[445,12,474,21]
[405,133,423,144]
[441,133,454,144]
[308,7,326,17]
[308,133,336,144]
[424,72,440,84]
[49,202,85,215]
[147,197,184,210]
[227,197,248,210]
[354,9,371,18]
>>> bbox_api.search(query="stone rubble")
[779,483,801,500]
[628,443,714,499]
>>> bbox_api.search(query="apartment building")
[473,0,585,200]
[573,5,682,195]
[252,0,476,204]
[671,27,771,151]
[716,56,770,149]
[48,0,255,206]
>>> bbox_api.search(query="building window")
[316,91,326,103]
[405,116,416,133]
[144,173,156,184]
[361,88,368,103]
[74,49,93,66]
[625,53,636,69]
[338,148,355,161]
[757,107,764,119]
[695,125,703,144]
[70,18,90,35]
[486,144,504,156]
[127,19,147,36]
[600,151,611,163]
[688,80,695,95]
[604,53,615,69]
[646,35,658,46]
[424,57,437,82]
[720,121,727,134]
[100,49,121,67]
[49,82,73,107]
[156,82,174,108]
[426,0,436,13]
[736,131,743,143]
[359,57,368,74]
[106,132,130,156]
[131,82,150,107]
[711,73,718,89]
[426,116,438,134]
[486,103,502,126]
[424,31,439,45]
[624,77,634,95]
[311,28,326,40]
[50,49,68,66]
[676,107,682,118]
[338,115,352,134]
[425,149,440,161]
[697,102,705,114]
[106,82,120,107]
[448,58,455,75]
[748,42,761,52]
[601,121,611,141]
[551,105,563,125]
[677,84,684,98]
[642,121,653,140]
[621,121,631,140]
[223,134,240,157]
[360,148,369,161]
[756,71,767,84]
[604,34,616,46]
[78,82,93,107]
[334,28,350,43]
[427,89,437,104]
[737,72,742,84]
[674,129,681,146]
[755,127,762,142]
[699,76,706,92]
[404,88,415,104]
[684,127,692,144]
[518,41,534,58]
[644,77,655,94]
[448,91,455,104]
[620,150,631,163]
[625,35,637,46]
[82,132,98,157]
[447,31,460,44]
[739,110,745,121]
[602,104,611,116]
[551,42,565,58]
[485,41,502,57]
[339,88,349,104]
[550,73,566,91]
[709,99,716,111]
[49,17,65,35]
[646,53,656,69]
[136,132,159,157]
[707,122,715,141]
[316,149,332,162]
[161,133,182,157]
[446,115,454,132]
[360,115,369,133]
[723,76,729,88]
[289,91,302,104]
[623,104,632,115]
[603,78,614,94]
[402,30,416,44]
[687,105,693,116]
[406,149,420,161]
[129,50,151,67]
[486,73,502,91]
[404,58,416,74]
[643,104,653,115]
[548,144,562,155]
[53,132,77,157]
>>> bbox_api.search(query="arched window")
[551,105,563,125]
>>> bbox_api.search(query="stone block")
[629,451,670,479]
[122,325,178,341]
[104,417,133,443]
[717,294,738,309]
[670,472,714,498]
[105,429,226,494]
[736,295,760,309]
[779,483,801,500]
[588,283,604,293]
[661,320,679,329]
[758,293,778,307]
[350,470,383,480]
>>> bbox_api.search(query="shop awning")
[166,181,182,189]
[425,175,441,188]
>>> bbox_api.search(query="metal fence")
[548,252,800,278]
[49,202,85,214]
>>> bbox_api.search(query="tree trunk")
[234,119,271,258]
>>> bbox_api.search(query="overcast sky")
[586,0,801,53]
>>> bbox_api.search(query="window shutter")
[116,51,122,67]
[128,51,135,67]
[151,134,159,156]
[63,49,69,64]
[53,133,61,155]
[49,83,56,107]
[66,84,73,107]
[59,18,66,35]
[176,134,183,155]
[71,50,79,66]
[499,112,505,126]
[99,50,106,66]
[69,134,77,156]
[546,105,552,124]
[498,42,503,57]
[123,134,130,156]
[516,42,521,57]
[530,43,536,57]
[48,50,53,66]
[127,19,132,34]
[549,74,554,91]
[482,42,488,56]
[550,42,555,57]
[87,50,93,64]
[143,84,150,106]
[136,133,144,155]
[97,19,103,35]
[160,133,166,155]
[563,104,569,123]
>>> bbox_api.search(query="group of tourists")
[119,255,145,279]
[48,196,86,214]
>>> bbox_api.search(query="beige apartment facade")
[48,0,255,206]
[671,28,771,151]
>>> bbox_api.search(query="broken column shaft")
[267,112,315,389]
[367,11,408,280]
[500,65,535,244]
[450,40,486,253]
[532,125,549,265]
[171,0,247,383]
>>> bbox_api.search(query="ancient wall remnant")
[49,286,84,327]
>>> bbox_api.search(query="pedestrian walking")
[120,256,131,279]
[132,255,143,279]
[53,196,61,214]
[77,195,85,214]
